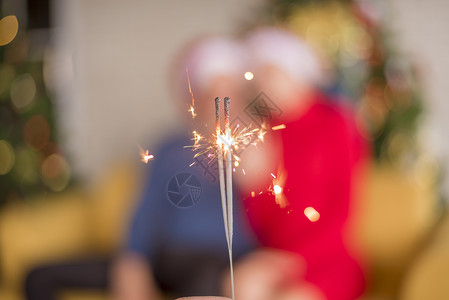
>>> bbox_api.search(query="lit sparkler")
[218,96,235,300]
[185,96,274,300]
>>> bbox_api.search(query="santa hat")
[245,27,325,87]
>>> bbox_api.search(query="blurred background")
[0,0,448,299]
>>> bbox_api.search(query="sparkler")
[185,96,286,300]
[216,96,235,300]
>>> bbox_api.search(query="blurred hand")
[222,248,306,300]
[111,252,163,300]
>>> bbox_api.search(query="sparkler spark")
[138,147,154,164]
[272,124,286,131]
[186,68,197,118]
[192,130,203,147]
[304,206,320,222]
[270,166,289,208]
[185,96,270,300]
[187,121,264,165]
[188,105,196,118]
[273,184,283,195]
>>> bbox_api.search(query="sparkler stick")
[188,95,268,300]
[216,97,230,249]
[223,97,235,300]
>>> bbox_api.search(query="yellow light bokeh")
[0,140,15,175]
[0,15,19,46]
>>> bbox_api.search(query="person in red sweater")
[227,28,368,300]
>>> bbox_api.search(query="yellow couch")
[0,162,443,300]
[0,162,139,300]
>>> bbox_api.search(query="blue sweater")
[126,134,257,296]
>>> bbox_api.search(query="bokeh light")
[23,114,51,150]
[12,147,39,183]
[0,140,15,175]
[0,15,19,46]
[244,71,254,80]
[10,73,36,110]
[40,154,71,192]
[0,64,16,97]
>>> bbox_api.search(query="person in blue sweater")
[111,35,257,300]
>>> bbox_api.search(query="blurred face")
[253,64,313,121]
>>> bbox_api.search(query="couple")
[27,27,368,300]
[114,27,368,300]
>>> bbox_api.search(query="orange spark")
[188,105,197,118]
[273,184,282,195]
[186,68,196,118]
[272,124,286,131]
[192,130,203,147]
[139,147,154,164]
[258,128,266,141]
[271,165,289,208]
[304,207,320,222]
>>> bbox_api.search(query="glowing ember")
[188,105,197,118]
[187,121,264,164]
[244,71,254,80]
[271,173,276,179]
[304,207,320,222]
[186,69,197,118]
[139,148,154,164]
[251,191,255,197]
[192,130,203,147]
[273,184,283,195]
[272,124,286,131]
[258,128,266,141]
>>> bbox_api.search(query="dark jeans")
[24,257,110,300]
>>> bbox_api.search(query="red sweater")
[244,93,367,300]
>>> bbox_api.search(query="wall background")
[387,0,449,200]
